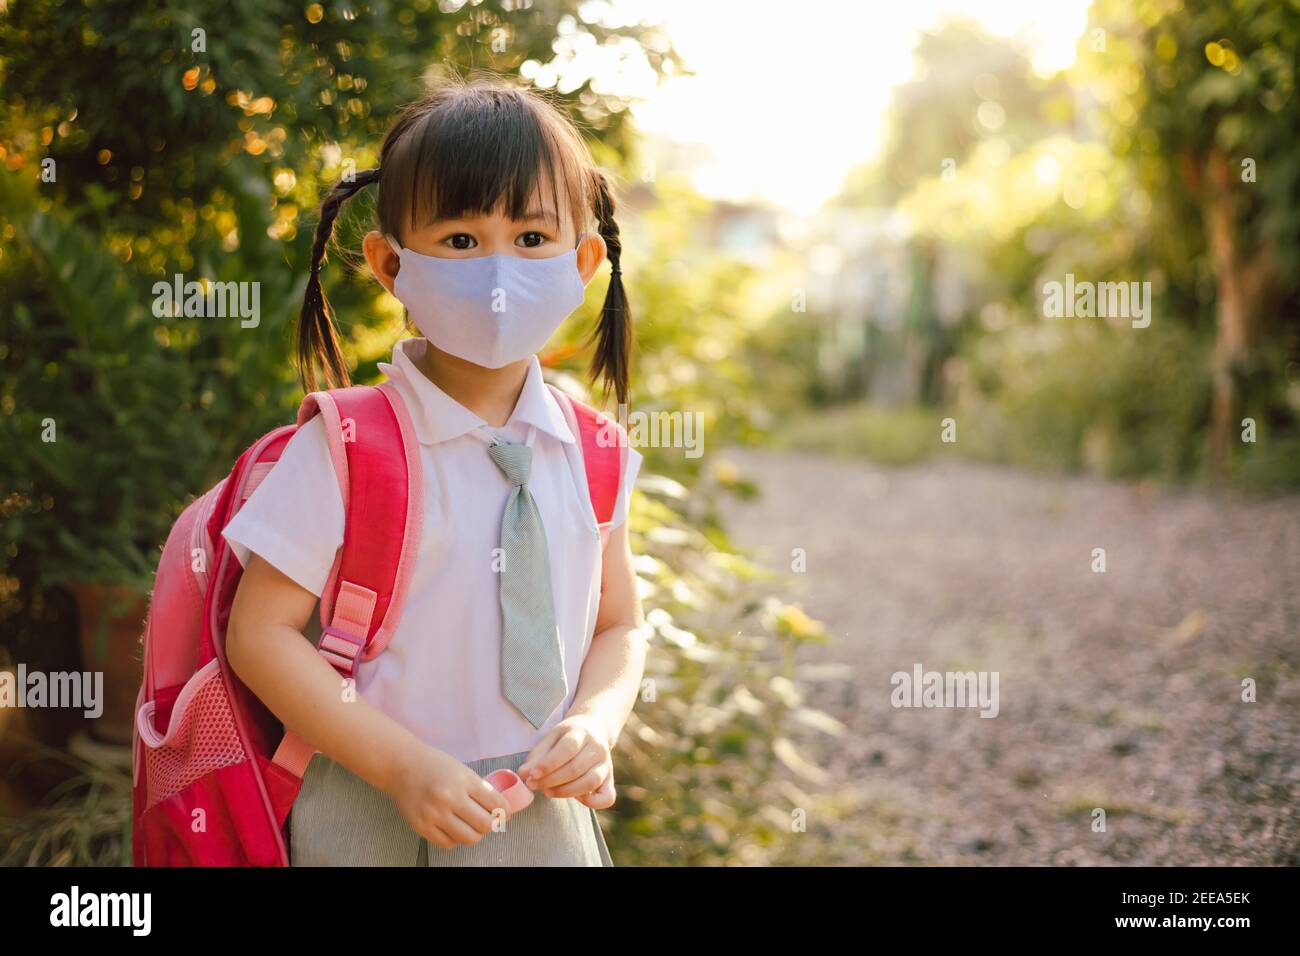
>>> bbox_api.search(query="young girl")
[220,77,646,866]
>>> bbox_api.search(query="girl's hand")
[387,743,512,850]
[517,714,617,809]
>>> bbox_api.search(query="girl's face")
[363,188,607,298]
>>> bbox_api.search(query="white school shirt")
[221,336,641,763]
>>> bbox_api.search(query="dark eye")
[517,231,547,248]
[446,233,477,250]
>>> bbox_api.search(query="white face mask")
[385,234,587,369]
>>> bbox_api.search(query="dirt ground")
[720,449,1300,865]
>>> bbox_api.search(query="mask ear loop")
[385,233,403,255]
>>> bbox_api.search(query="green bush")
[775,403,942,466]
[768,320,1221,488]
[1237,436,1300,492]
[961,320,1213,481]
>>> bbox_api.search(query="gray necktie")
[488,439,567,728]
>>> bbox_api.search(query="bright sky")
[599,0,1094,213]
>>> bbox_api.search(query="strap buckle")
[316,625,366,678]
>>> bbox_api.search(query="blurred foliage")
[551,182,841,863]
[0,1,845,865]
[0,747,132,867]
[960,321,1212,480]
[765,4,1300,489]
[778,404,943,466]
[856,17,1070,205]
[780,321,1211,482]
[0,0,677,605]
[1085,0,1300,478]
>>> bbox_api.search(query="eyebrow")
[520,207,559,222]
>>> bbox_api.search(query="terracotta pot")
[67,582,147,746]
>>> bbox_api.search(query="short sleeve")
[607,445,643,530]
[220,414,345,597]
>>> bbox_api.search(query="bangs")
[380,86,589,237]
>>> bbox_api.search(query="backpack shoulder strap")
[299,382,422,667]
[272,382,421,778]
[548,385,627,526]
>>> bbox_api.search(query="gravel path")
[720,449,1300,865]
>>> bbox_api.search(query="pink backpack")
[131,380,627,866]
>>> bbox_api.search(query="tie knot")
[488,441,532,486]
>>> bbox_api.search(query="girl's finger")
[467,778,512,819]
[543,764,607,799]
[578,774,616,810]
[456,789,504,834]
[530,741,602,791]
[440,808,491,845]
[521,727,585,784]
[421,823,458,851]
[517,726,563,777]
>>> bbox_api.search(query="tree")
[1090,0,1300,477]
[872,17,1065,204]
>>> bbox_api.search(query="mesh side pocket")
[137,659,247,810]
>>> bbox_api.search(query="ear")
[363,230,401,296]
[575,231,607,286]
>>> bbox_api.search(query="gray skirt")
[288,750,613,867]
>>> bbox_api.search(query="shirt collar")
[378,337,576,446]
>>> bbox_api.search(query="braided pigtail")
[588,170,632,408]
[296,167,381,392]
